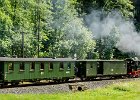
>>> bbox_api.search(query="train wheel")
[54,79,61,83]
[57,80,61,83]
[65,78,69,82]
[128,74,133,78]
[11,82,19,86]
[1,82,8,87]
[85,78,89,81]
[0,83,3,87]
[80,77,85,81]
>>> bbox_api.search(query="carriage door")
[126,59,134,73]
[0,62,4,80]
[75,61,86,78]
[97,61,103,75]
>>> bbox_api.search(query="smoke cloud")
[85,10,140,55]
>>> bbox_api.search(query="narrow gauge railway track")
[0,78,139,94]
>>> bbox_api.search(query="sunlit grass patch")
[112,82,133,92]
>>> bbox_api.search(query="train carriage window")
[30,62,35,71]
[49,62,53,70]
[40,62,44,70]
[67,62,71,69]
[20,62,25,71]
[60,62,64,70]
[8,62,14,71]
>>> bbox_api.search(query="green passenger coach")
[0,57,75,85]
[75,60,127,80]
[102,60,127,75]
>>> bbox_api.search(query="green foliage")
[0,0,53,57]
[0,0,139,59]
[46,0,95,59]
[77,0,135,59]
[78,0,134,17]
[113,48,129,59]
[0,0,13,56]
[103,0,134,18]
[134,1,140,32]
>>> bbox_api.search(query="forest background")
[0,0,140,59]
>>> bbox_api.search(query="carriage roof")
[0,57,76,62]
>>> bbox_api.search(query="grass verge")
[0,80,140,100]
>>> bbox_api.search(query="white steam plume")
[85,10,140,55]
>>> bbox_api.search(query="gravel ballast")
[0,78,139,94]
